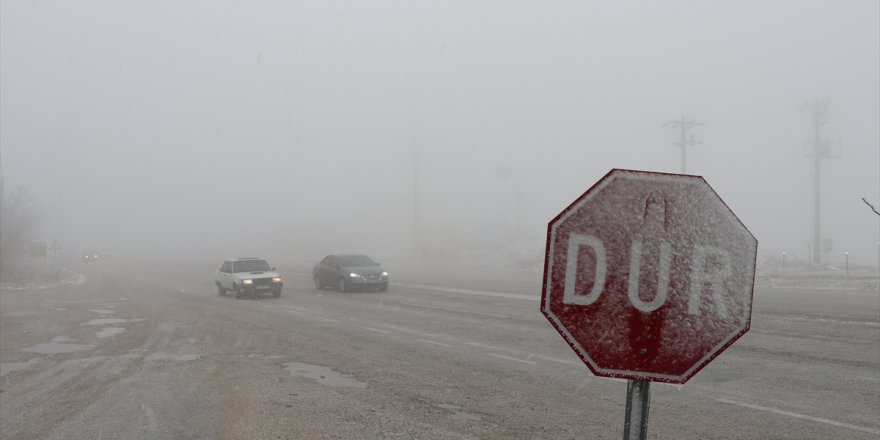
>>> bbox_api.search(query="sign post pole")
[623,380,650,440]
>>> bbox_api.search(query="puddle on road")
[96,327,126,338]
[284,362,367,389]
[437,403,483,422]
[23,342,93,354]
[0,359,38,377]
[81,318,128,326]
[50,335,74,343]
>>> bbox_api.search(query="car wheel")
[314,275,323,290]
[338,277,348,292]
[273,288,281,298]
[216,283,226,296]
[232,284,241,299]
[378,283,388,292]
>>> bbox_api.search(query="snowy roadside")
[0,269,86,291]
[756,273,879,292]
[433,241,880,294]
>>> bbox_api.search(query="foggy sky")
[1,1,878,265]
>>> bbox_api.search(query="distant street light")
[845,252,849,276]
[782,251,786,274]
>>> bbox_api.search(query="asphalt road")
[1,257,878,439]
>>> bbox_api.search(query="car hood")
[233,271,280,279]
[343,265,385,276]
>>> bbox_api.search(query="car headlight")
[242,279,253,285]
[272,277,282,283]
[349,273,362,279]
[381,272,388,277]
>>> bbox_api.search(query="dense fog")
[2,1,878,267]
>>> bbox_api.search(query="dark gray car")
[313,254,389,292]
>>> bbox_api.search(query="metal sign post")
[623,380,650,440]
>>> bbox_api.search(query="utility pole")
[803,99,838,265]
[663,116,703,173]
[0,158,5,202]
[412,142,420,258]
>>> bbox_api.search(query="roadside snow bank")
[453,243,879,292]
[0,269,85,291]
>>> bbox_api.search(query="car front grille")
[365,274,382,281]
[254,278,273,286]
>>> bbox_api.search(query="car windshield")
[233,260,271,273]
[337,255,376,267]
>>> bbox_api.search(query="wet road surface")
[1,257,878,439]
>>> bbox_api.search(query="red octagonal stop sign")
[541,169,757,384]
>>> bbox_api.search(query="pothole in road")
[284,362,367,389]
[23,342,94,354]
[436,403,483,422]
[95,327,126,338]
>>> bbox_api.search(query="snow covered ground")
[451,241,880,293]
[0,269,85,291]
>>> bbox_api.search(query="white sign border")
[542,169,756,383]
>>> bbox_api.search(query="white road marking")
[394,283,537,301]
[536,355,581,366]
[416,339,451,347]
[316,317,339,323]
[466,342,506,351]
[394,300,511,319]
[361,327,390,335]
[467,342,584,367]
[757,285,876,293]
[716,398,880,435]
[488,353,538,365]
[780,316,879,327]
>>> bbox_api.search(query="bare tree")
[863,198,880,216]
[0,185,44,283]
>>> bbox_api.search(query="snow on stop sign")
[541,169,757,384]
